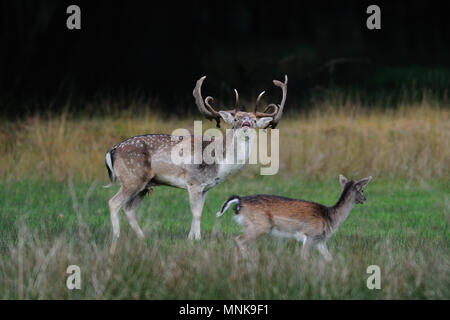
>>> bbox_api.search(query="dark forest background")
[1,0,449,117]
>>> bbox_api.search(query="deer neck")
[218,128,255,175]
[330,188,355,228]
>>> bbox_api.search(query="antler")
[254,91,279,117]
[234,89,239,111]
[254,91,265,114]
[254,75,288,129]
[193,76,238,128]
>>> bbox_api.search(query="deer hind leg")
[123,189,148,239]
[187,187,208,240]
[234,225,268,258]
[108,186,133,254]
[108,154,153,252]
[234,235,250,258]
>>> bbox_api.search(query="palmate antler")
[193,76,238,128]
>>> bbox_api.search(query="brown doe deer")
[104,75,287,252]
[216,174,372,261]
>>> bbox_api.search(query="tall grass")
[1,218,447,299]
[0,100,448,182]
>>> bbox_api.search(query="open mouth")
[242,121,251,130]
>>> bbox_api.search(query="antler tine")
[234,89,239,112]
[205,96,216,112]
[204,96,223,128]
[254,94,279,118]
[255,104,279,119]
[254,91,265,114]
[262,103,279,115]
[193,76,222,127]
[268,75,288,129]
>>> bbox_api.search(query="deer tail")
[104,149,117,188]
[216,195,241,217]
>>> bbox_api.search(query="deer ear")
[339,174,348,187]
[219,111,234,124]
[356,176,373,188]
[256,117,273,128]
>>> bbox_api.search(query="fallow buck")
[217,174,373,261]
[105,75,288,252]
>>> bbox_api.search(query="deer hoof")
[188,231,201,240]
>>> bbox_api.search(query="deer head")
[339,174,373,204]
[193,75,288,130]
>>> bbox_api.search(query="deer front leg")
[301,236,313,260]
[317,242,333,262]
[187,187,208,240]
[294,231,307,244]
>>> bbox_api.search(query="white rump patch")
[233,214,244,226]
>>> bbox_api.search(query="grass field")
[0,177,448,299]
[0,101,448,299]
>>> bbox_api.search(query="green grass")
[0,176,448,299]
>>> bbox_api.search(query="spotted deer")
[105,75,288,252]
[217,175,372,261]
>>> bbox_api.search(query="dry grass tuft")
[1,220,447,299]
[0,101,448,182]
